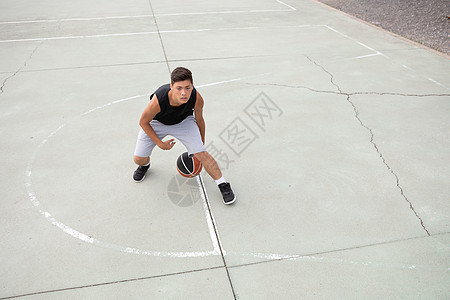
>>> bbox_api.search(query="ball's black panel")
[176,152,194,175]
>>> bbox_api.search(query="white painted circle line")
[24,83,239,258]
[23,88,289,260]
[25,93,219,258]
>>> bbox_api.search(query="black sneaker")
[218,182,236,205]
[133,164,150,182]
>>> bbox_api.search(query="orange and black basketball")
[176,152,202,178]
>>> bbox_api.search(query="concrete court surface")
[0,0,449,299]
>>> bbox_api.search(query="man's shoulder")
[155,83,171,93]
[152,83,170,100]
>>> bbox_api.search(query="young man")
[133,67,236,205]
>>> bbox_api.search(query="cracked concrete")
[306,55,343,94]
[244,83,433,237]
[305,56,431,236]
[0,43,40,94]
[246,54,440,236]
[343,93,431,236]
[245,81,450,98]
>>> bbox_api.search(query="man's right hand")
[158,139,176,150]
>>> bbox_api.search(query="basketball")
[176,152,202,178]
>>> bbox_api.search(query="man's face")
[170,80,193,104]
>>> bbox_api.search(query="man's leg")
[133,125,159,182]
[194,151,235,204]
[133,155,151,182]
[172,116,236,204]
[194,151,221,180]
[134,155,150,166]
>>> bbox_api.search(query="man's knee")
[134,155,149,165]
[194,151,212,163]
[194,151,222,179]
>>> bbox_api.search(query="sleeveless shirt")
[151,83,197,125]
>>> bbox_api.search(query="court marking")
[0,24,368,55]
[324,25,382,55]
[0,31,159,43]
[0,23,385,63]
[197,175,221,254]
[0,24,344,44]
[1,19,447,89]
[24,75,268,259]
[0,15,154,25]
[1,0,447,91]
[154,0,295,17]
[24,78,245,259]
[17,0,448,261]
[19,76,285,261]
[0,0,295,25]
[0,25,302,43]
[235,250,450,272]
[3,22,444,88]
[197,78,243,88]
[22,80,450,276]
[25,94,218,258]
[23,90,440,266]
[276,0,297,11]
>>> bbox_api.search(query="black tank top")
[151,83,197,125]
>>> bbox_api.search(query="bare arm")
[194,91,206,144]
[139,95,175,150]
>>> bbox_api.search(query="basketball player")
[133,67,236,205]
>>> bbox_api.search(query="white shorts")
[134,115,206,157]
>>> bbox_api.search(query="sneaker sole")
[133,175,146,183]
[223,196,236,205]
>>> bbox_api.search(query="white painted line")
[0,24,319,43]
[384,54,450,90]
[0,31,159,43]
[197,78,242,88]
[196,73,271,88]
[0,8,294,25]
[0,14,154,25]
[230,251,450,271]
[324,25,381,54]
[276,0,297,11]
[325,28,448,92]
[197,175,222,254]
[249,252,299,260]
[0,0,296,25]
[323,25,448,89]
[155,9,292,17]
[159,24,317,34]
[426,77,449,89]
[25,94,220,258]
[347,52,382,60]
[355,41,379,54]
[159,28,216,34]
[81,94,150,116]
[25,124,96,246]
[401,64,415,71]
[4,22,442,90]
[155,0,296,16]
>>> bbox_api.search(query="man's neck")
[168,90,182,107]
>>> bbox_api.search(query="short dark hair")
[171,67,193,84]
